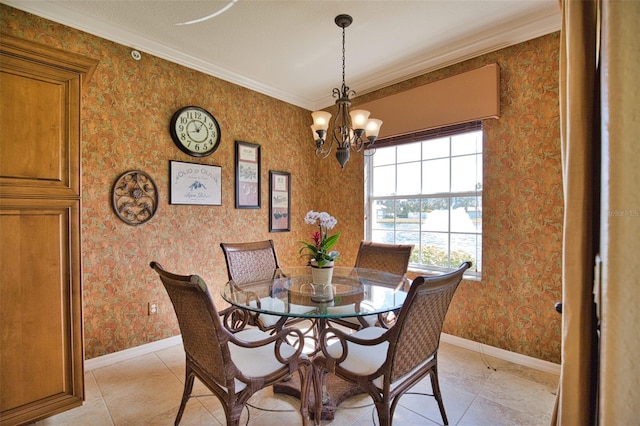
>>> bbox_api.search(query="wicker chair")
[354,241,414,278]
[330,241,414,329]
[149,262,312,426]
[313,261,471,426]
[220,240,290,332]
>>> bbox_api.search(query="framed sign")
[235,141,261,209]
[269,171,290,232]
[169,161,222,205]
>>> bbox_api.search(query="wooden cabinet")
[0,34,97,425]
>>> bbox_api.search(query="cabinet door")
[0,34,96,425]
[0,199,83,423]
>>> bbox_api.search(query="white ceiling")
[4,0,560,111]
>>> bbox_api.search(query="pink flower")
[312,230,322,248]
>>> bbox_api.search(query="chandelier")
[311,14,383,169]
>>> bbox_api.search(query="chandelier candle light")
[311,14,383,169]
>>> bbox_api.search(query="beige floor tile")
[84,371,105,401]
[155,344,188,378]
[477,370,556,421]
[399,376,476,425]
[37,397,114,426]
[315,394,375,426]
[438,347,496,394]
[150,399,222,426]
[459,395,551,426]
[33,341,558,426]
[246,396,307,425]
[92,354,186,425]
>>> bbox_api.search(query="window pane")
[422,137,449,160]
[421,198,449,232]
[373,164,396,196]
[472,196,482,231]
[451,233,481,271]
[396,162,421,195]
[419,232,449,267]
[371,200,394,231]
[451,131,482,156]
[395,199,421,230]
[476,154,483,190]
[397,230,420,247]
[397,143,421,163]
[451,197,480,232]
[422,158,449,194]
[372,229,395,244]
[451,154,479,192]
[373,145,395,166]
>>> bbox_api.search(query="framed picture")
[235,141,261,209]
[269,171,290,232]
[169,160,222,205]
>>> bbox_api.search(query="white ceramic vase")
[310,259,334,285]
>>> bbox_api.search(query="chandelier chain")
[341,25,346,89]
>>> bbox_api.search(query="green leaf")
[322,232,341,251]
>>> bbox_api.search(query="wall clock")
[169,106,221,157]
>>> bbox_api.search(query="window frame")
[364,121,483,278]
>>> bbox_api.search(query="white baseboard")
[441,333,560,375]
[84,335,183,371]
[84,333,560,376]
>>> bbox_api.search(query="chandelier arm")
[351,135,366,152]
[314,138,333,158]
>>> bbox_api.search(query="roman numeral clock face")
[170,106,221,157]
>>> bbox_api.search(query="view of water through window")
[366,128,483,273]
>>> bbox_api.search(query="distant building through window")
[365,122,482,276]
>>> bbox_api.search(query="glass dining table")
[221,265,410,420]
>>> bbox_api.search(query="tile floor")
[37,336,558,426]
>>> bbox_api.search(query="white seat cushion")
[249,297,314,326]
[229,328,301,392]
[326,304,378,327]
[250,297,285,327]
[326,303,358,316]
[326,326,388,376]
[325,326,433,390]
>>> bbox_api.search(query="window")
[365,122,482,275]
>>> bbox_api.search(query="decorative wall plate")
[112,170,158,226]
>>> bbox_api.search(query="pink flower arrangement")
[299,210,341,267]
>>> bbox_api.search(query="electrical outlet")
[148,302,158,315]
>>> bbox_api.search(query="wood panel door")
[0,34,96,425]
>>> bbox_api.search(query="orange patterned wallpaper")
[2,5,561,363]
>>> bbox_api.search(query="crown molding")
[4,0,560,112]
[322,8,561,109]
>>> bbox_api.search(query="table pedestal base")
[274,372,365,421]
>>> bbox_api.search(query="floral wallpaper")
[2,5,561,363]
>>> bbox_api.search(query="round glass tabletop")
[221,266,409,319]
